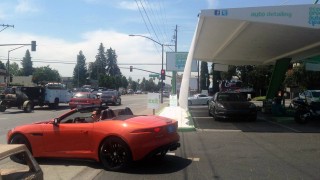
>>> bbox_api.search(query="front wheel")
[294,110,309,124]
[99,137,131,171]
[9,134,32,164]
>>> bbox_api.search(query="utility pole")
[0,24,14,33]
[315,0,319,4]
[172,25,178,95]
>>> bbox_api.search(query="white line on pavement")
[261,119,301,133]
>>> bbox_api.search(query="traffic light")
[31,41,36,51]
[130,66,133,72]
[161,69,165,80]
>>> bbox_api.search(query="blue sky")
[0,0,315,83]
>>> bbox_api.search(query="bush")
[252,96,266,101]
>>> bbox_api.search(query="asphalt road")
[1,95,320,180]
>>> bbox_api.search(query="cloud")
[15,0,40,13]
[0,30,163,82]
[206,0,219,8]
[117,1,138,10]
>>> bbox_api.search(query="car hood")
[220,101,254,109]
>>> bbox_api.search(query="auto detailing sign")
[202,4,320,29]
[147,93,160,109]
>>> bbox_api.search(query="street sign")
[149,74,159,78]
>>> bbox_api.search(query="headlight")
[249,103,256,109]
[216,103,224,108]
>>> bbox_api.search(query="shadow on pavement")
[189,106,320,133]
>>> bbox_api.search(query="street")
[1,94,320,179]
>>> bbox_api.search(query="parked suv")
[100,90,121,106]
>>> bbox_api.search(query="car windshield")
[218,93,246,101]
[103,91,117,95]
[311,91,320,98]
[73,93,89,98]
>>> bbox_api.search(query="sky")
[0,0,315,84]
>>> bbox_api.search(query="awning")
[179,4,320,109]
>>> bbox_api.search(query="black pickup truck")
[0,86,45,113]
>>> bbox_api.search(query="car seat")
[100,109,116,120]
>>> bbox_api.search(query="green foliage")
[0,60,5,70]
[32,66,61,84]
[21,50,33,76]
[284,63,320,90]
[73,51,88,87]
[9,62,22,76]
[252,96,266,101]
[106,48,121,76]
[91,43,107,80]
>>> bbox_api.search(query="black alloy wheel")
[99,137,131,171]
[9,134,32,164]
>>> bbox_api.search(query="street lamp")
[129,34,174,103]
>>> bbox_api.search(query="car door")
[42,111,93,154]
[199,94,208,104]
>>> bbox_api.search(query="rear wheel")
[23,101,33,113]
[99,137,131,171]
[188,101,192,106]
[9,134,32,164]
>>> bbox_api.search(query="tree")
[121,76,128,89]
[0,61,5,70]
[21,50,33,76]
[9,62,22,76]
[91,43,107,81]
[284,63,320,90]
[106,48,121,76]
[200,61,209,91]
[73,51,88,87]
[32,66,61,85]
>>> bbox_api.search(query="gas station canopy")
[193,4,320,65]
[179,4,320,109]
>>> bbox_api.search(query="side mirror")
[53,118,59,126]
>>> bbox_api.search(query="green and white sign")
[166,52,198,72]
[149,74,159,78]
[169,94,178,107]
[147,93,160,109]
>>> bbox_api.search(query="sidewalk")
[158,106,196,132]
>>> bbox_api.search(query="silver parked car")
[188,94,212,106]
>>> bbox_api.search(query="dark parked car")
[208,92,257,121]
[100,91,121,106]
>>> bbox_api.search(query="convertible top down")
[7,106,180,171]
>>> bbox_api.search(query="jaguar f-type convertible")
[7,106,180,171]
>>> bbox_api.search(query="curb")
[178,127,196,132]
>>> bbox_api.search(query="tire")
[188,101,192,106]
[294,110,309,124]
[54,98,59,109]
[9,134,32,164]
[0,105,6,112]
[23,101,33,113]
[99,137,131,171]
[208,106,212,116]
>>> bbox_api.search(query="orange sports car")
[7,106,180,171]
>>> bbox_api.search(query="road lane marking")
[0,118,8,120]
[187,157,200,161]
[198,129,242,132]
[167,152,175,156]
[261,119,301,133]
